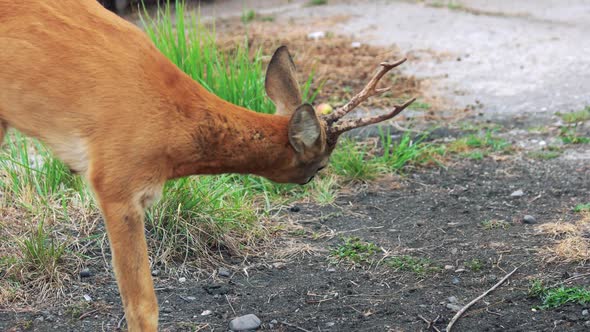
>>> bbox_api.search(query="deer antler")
[322,58,415,142]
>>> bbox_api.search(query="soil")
[2,151,589,331]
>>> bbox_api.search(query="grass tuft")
[529,280,590,309]
[385,255,439,275]
[330,237,378,265]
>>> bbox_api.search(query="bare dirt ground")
[1,1,590,331]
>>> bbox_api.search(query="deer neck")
[166,84,295,180]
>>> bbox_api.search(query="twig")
[78,309,100,320]
[418,314,441,332]
[225,294,236,316]
[117,314,126,330]
[279,321,312,332]
[446,267,518,332]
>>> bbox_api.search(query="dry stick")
[418,314,442,332]
[446,267,518,332]
[279,321,312,332]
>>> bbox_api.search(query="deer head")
[264,46,415,184]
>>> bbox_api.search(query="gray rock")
[327,268,336,273]
[151,269,160,277]
[270,319,278,324]
[80,268,91,278]
[446,303,463,312]
[444,265,455,270]
[448,296,459,304]
[523,215,536,224]
[452,277,460,285]
[229,314,261,331]
[326,322,335,327]
[510,189,525,197]
[583,309,589,316]
[218,267,231,278]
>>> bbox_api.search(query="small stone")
[350,42,361,48]
[510,190,525,197]
[446,303,463,312]
[307,31,326,40]
[178,277,186,283]
[327,268,336,272]
[80,268,92,278]
[523,215,536,224]
[83,294,92,302]
[451,248,458,255]
[448,296,459,304]
[444,265,455,270]
[201,310,212,316]
[270,319,278,324]
[151,269,160,277]
[326,321,335,327]
[455,268,466,273]
[229,314,261,331]
[452,277,460,285]
[34,316,44,323]
[583,309,589,316]
[289,206,301,213]
[218,267,231,278]
[186,296,196,301]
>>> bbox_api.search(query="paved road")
[192,0,589,121]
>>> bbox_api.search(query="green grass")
[330,140,381,181]
[385,255,439,275]
[241,9,256,24]
[307,0,328,6]
[0,131,84,201]
[527,150,561,160]
[466,258,483,272]
[558,107,590,124]
[574,203,590,213]
[559,126,590,144]
[330,237,378,264]
[529,280,590,309]
[19,221,67,284]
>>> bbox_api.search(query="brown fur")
[0,1,331,331]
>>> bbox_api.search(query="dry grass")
[537,212,590,263]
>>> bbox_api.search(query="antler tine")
[323,58,407,124]
[329,97,416,136]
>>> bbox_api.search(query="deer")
[0,1,414,331]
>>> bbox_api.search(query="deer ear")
[288,104,322,153]
[265,46,303,116]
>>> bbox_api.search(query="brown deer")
[0,1,414,330]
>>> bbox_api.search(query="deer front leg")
[91,179,159,331]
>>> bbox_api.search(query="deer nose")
[302,175,315,185]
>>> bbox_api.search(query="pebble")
[452,277,460,285]
[229,314,261,331]
[289,206,301,213]
[350,42,361,48]
[326,321,335,327]
[444,265,455,270]
[455,268,466,273]
[327,268,336,272]
[523,215,536,224]
[218,267,231,278]
[583,309,589,316]
[446,303,463,312]
[178,277,186,283]
[151,269,160,277]
[307,31,326,40]
[201,310,212,316]
[451,248,458,255]
[448,296,459,304]
[80,268,92,278]
[510,189,525,197]
[83,294,92,302]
